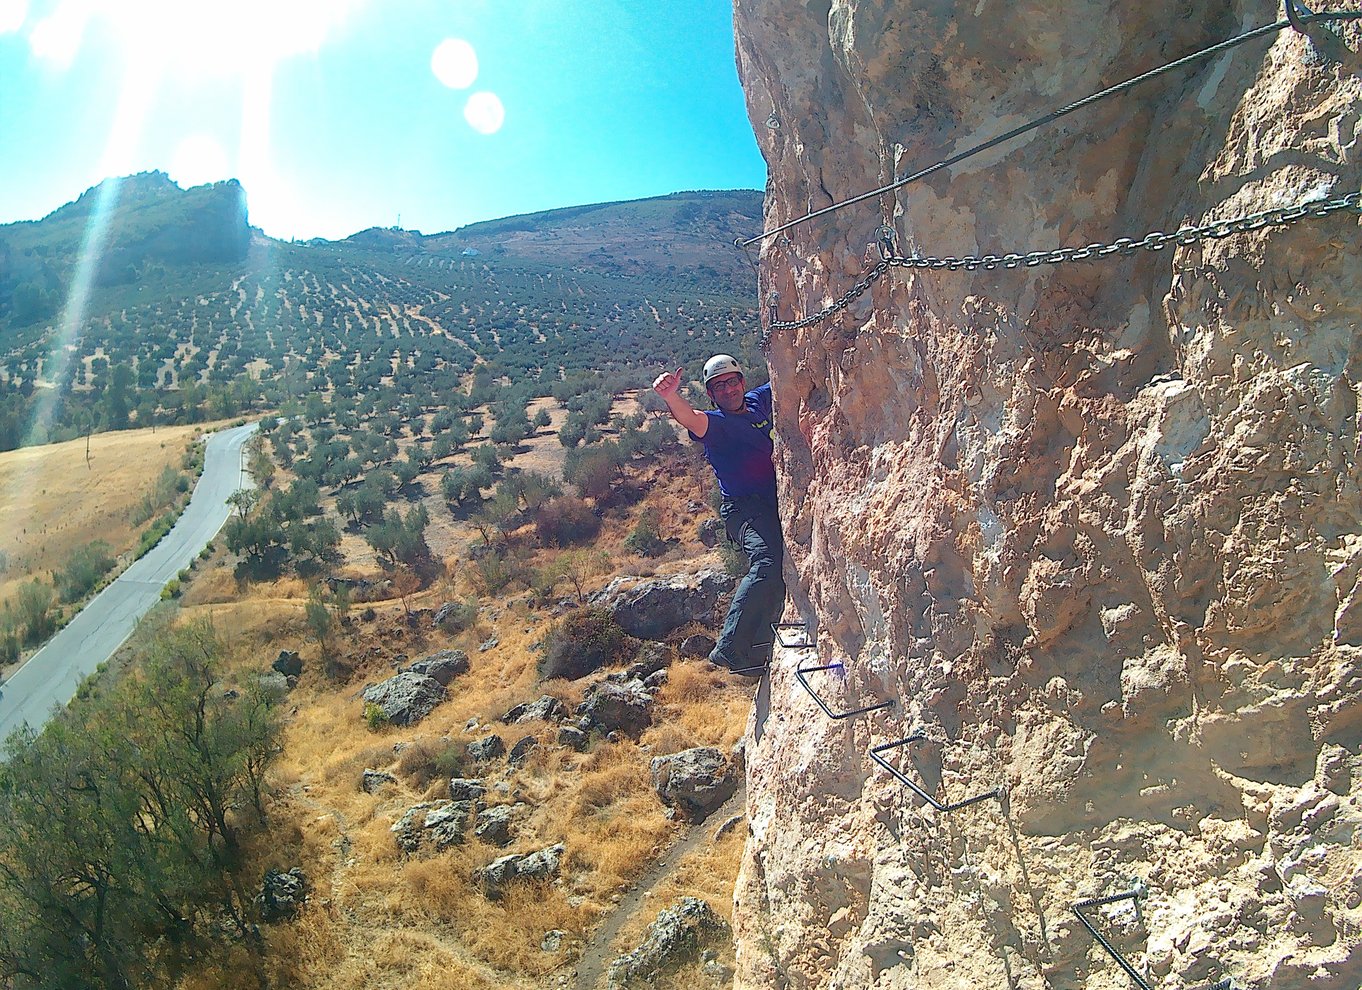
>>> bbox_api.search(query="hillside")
[0,174,771,989]
[0,178,764,452]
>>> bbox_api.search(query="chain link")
[763,191,1361,340]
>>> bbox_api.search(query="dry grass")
[0,422,215,605]
[603,826,747,990]
[16,434,760,990]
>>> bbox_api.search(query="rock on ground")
[360,671,446,726]
[406,649,469,686]
[576,681,654,737]
[650,747,738,822]
[605,897,729,989]
[593,570,735,640]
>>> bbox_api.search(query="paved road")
[0,421,259,741]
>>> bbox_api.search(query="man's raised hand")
[652,367,684,397]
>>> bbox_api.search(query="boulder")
[679,634,716,659]
[407,649,469,686]
[605,897,728,989]
[593,570,735,640]
[508,735,539,766]
[628,642,671,680]
[257,670,290,697]
[448,778,487,802]
[502,695,567,725]
[577,681,654,737]
[467,734,506,762]
[474,803,522,846]
[423,801,473,849]
[361,769,398,793]
[697,518,724,548]
[272,650,303,677]
[558,725,589,751]
[257,867,307,923]
[361,672,446,726]
[517,842,565,881]
[391,800,474,852]
[650,748,738,822]
[475,842,565,899]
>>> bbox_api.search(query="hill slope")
[0,177,765,450]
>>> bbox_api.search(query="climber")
[651,355,785,674]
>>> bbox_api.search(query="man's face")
[707,372,746,412]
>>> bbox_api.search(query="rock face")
[731,4,1362,989]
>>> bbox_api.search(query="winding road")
[0,420,259,742]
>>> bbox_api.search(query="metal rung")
[773,621,812,648]
[794,661,895,720]
[1073,887,1234,990]
[728,640,772,675]
[869,734,1003,811]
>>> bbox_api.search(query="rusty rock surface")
[731,2,1362,988]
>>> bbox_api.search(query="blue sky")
[0,0,767,240]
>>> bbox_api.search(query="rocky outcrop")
[475,842,565,899]
[257,867,307,923]
[272,650,302,677]
[576,681,654,737]
[502,695,566,725]
[405,649,469,686]
[605,897,729,990]
[391,800,474,853]
[651,747,739,822]
[360,672,445,726]
[594,570,735,639]
[731,3,1362,988]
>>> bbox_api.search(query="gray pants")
[712,495,785,670]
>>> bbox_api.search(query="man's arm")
[651,366,709,438]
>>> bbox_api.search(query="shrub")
[395,738,466,790]
[538,607,637,681]
[434,597,479,632]
[55,540,115,603]
[363,702,390,732]
[533,496,599,547]
[160,579,181,600]
[623,508,665,558]
[471,547,525,596]
[719,541,747,578]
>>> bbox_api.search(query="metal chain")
[764,191,1361,339]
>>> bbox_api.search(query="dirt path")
[571,784,746,990]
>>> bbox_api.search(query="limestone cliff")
[731,2,1362,988]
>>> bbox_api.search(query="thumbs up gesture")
[651,367,684,397]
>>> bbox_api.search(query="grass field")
[0,423,221,609]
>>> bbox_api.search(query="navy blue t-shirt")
[688,382,776,499]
